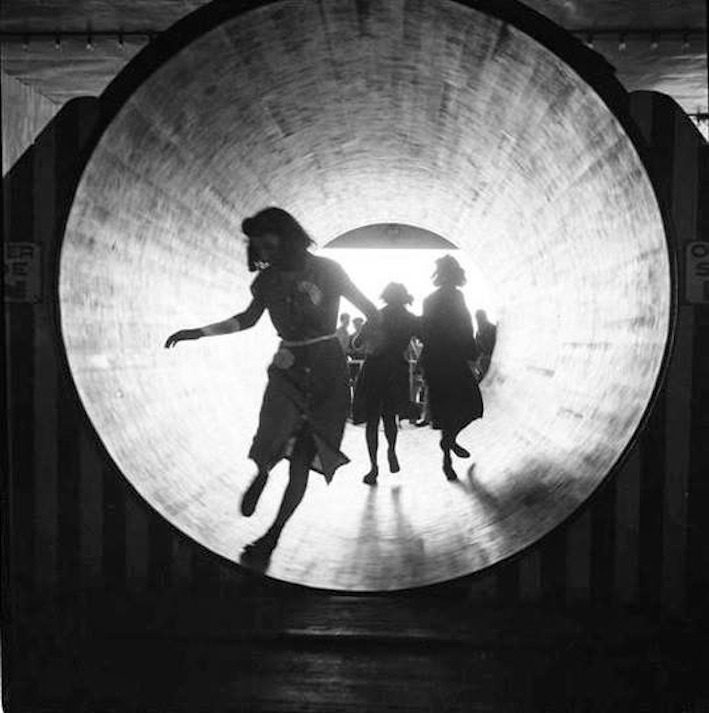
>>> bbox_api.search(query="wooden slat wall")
[3,90,707,616]
[1,71,60,175]
[631,91,708,614]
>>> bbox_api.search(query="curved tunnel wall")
[58,0,672,590]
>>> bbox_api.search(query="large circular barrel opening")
[59,0,672,590]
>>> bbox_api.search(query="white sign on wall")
[686,242,709,304]
[3,242,41,303]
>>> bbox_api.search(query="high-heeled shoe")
[363,466,379,485]
[442,453,458,481]
[240,531,278,568]
[387,448,400,473]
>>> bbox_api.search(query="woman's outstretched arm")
[340,276,378,322]
[164,298,265,348]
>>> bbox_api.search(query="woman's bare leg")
[265,430,315,543]
[363,414,380,484]
[448,424,470,459]
[383,411,400,473]
[440,428,458,481]
[240,467,269,517]
[242,428,315,562]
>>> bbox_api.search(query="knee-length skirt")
[351,354,410,425]
[248,338,350,482]
[424,359,483,433]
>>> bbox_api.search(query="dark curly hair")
[381,282,413,306]
[242,207,314,271]
[433,254,466,287]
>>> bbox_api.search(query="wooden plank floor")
[6,591,709,712]
[7,634,707,712]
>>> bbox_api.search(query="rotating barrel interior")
[58,0,673,590]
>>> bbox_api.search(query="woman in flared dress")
[166,207,377,565]
[351,282,419,485]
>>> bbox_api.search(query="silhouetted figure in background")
[351,283,420,485]
[347,315,366,398]
[336,312,351,352]
[165,207,377,566]
[410,337,431,427]
[420,255,483,481]
[475,309,497,381]
[348,316,366,359]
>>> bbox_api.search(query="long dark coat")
[420,287,483,433]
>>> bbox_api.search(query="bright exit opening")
[319,223,499,327]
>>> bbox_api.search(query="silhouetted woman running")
[165,207,377,565]
[351,282,420,485]
[420,255,483,481]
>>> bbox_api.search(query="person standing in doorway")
[474,309,497,381]
[336,312,351,353]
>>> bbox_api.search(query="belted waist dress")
[247,255,352,482]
